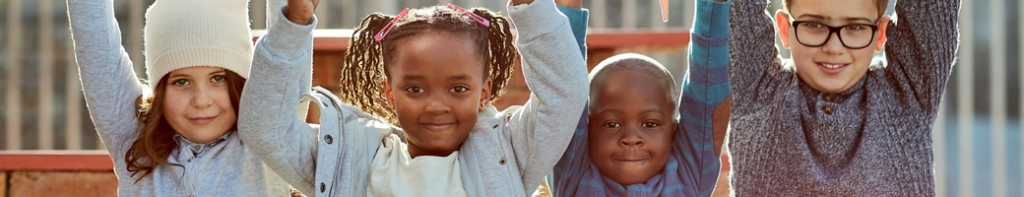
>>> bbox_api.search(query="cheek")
[390,95,422,128]
[161,92,188,118]
[790,45,817,60]
[851,49,876,63]
[391,95,415,114]
[650,134,674,155]
[212,88,235,112]
[587,131,618,155]
[789,46,821,71]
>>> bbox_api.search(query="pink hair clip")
[375,8,411,41]
[447,4,491,27]
[374,5,490,42]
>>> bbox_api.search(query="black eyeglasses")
[791,21,879,49]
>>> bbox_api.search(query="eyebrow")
[168,73,190,79]
[166,69,226,80]
[640,109,666,115]
[592,108,666,116]
[795,14,875,23]
[400,74,473,81]
[207,70,226,76]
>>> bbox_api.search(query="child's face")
[775,0,890,93]
[384,32,491,158]
[588,70,675,185]
[162,67,236,144]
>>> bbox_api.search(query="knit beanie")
[144,0,253,87]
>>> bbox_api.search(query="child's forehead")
[591,71,673,105]
[593,70,662,88]
[788,0,880,22]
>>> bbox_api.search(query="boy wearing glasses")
[728,0,959,195]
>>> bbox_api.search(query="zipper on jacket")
[499,121,522,196]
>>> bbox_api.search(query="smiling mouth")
[614,158,650,165]
[421,123,455,132]
[189,116,217,125]
[816,62,850,75]
[821,63,845,69]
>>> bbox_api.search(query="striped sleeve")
[674,0,730,196]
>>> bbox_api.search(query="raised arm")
[728,0,784,106]
[675,0,729,195]
[236,2,319,194]
[505,0,590,194]
[549,1,592,196]
[67,0,147,155]
[556,0,588,59]
[883,0,960,111]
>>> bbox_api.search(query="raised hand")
[511,0,535,6]
[555,0,582,8]
[286,0,318,25]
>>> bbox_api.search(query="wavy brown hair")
[339,5,518,125]
[125,70,246,182]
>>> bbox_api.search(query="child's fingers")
[659,0,669,22]
[285,0,317,24]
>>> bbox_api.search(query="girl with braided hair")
[237,0,588,196]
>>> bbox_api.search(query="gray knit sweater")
[68,0,290,196]
[727,0,959,196]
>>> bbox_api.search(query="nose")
[822,32,846,54]
[190,84,214,108]
[618,127,645,147]
[424,92,451,114]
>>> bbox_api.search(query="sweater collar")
[173,131,232,156]
[798,74,866,104]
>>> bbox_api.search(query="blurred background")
[0,0,1020,196]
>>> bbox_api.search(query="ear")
[775,10,793,49]
[382,82,396,111]
[874,16,891,52]
[479,78,493,112]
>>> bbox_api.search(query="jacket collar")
[173,131,232,156]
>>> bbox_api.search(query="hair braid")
[472,8,517,104]
[339,13,395,123]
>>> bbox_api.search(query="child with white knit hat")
[67,0,313,195]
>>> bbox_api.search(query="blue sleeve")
[549,5,590,197]
[556,4,588,58]
[674,0,729,196]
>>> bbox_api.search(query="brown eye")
[802,22,825,29]
[173,79,189,86]
[642,122,660,128]
[603,122,621,128]
[845,24,870,32]
[211,75,225,83]
[450,86,469,93]
[404,86,424,93]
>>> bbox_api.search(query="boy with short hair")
[549,0,731,196]
[728,0,959,195]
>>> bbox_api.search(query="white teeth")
[822,64,843,69]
